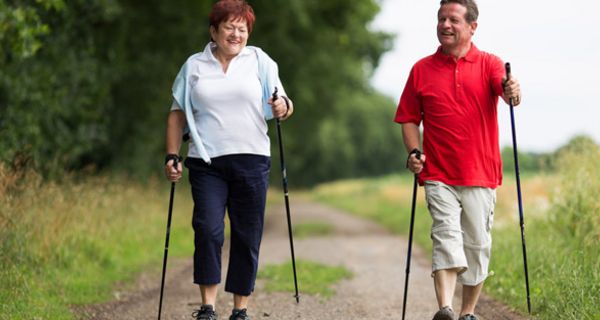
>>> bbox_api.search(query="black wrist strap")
[165,154,182,165]
[281,96,290,116]
[406,148,421,168]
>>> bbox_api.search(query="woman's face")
[210,17,249,59]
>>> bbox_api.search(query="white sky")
[371,0,600,152]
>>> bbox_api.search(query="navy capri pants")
[185,154,270,296]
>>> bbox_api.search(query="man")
[394,1,521,319]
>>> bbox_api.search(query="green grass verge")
[292,222,334,239]
[0,172,196,319]
[487,220,599,319]
[258,259,352,298]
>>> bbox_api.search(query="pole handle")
[505,62,511,80]
[504,62,514,106]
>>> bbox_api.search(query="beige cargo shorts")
[424,180,496,285]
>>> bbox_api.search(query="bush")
[550,136,600,248]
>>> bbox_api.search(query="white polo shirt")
[171,43,286,160]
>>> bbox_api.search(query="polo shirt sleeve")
[395,66,422,125]
[170,60,193,140]
[172,62,188,111]
[170,100,181,111]
[488,54,505,97]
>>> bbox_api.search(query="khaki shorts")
[424,180,496,285]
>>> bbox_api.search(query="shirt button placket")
[455,66,461,95]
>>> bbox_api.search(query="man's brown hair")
[440,0,479,23]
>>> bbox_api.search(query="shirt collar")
[434,43,480,63]
[198,42,252,62]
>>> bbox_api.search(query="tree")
[1,0,405,186]
[250,0,401,185]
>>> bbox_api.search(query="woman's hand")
[268,96,293,120]
[164,158,182,182]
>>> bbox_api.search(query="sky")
[370,0,600,152]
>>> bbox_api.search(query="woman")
[164,1,294,319]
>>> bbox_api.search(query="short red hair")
[209,0,256,34]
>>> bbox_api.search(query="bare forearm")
[402,122,421,152]
[166,110,185,155]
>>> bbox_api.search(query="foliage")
[501,135,599,174]
[550,136,599,248]
[251,0,399,185]
[501,146,553,173]
[1,0,123,177]
[0,0,398,186]
[258,259,352,298]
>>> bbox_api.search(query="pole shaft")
[401,174,418,320]
[275,98,300,303]
[506,62,532,314]
[158,182,176,320]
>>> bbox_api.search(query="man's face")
[437,3,477,52]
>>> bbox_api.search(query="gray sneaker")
[192,305,218,320]
[458,314,479,320]
[229,308,250,320]
[432,306,456,320]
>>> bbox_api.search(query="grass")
[292,222,334,239]
[309,156,599,319]
[0,167,196,319]
[1,142,597,319]
[0,164,305,319]
[257,259,352,298]
[485,140,600,319]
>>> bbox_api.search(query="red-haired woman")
[164,1,294,319]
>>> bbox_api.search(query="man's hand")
[503,76,522,106]
[407,151,426,174]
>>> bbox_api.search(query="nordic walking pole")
[505,62,532,314]
[158,156,179,320]
[401,149,421,320]
[272,87,300,303]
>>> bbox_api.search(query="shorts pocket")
[486,192,496,232]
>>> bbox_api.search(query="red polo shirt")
[395,44,505,188]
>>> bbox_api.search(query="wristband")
[281,96,290,116]
[165,154,182,165]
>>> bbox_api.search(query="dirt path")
[78,200,525,320]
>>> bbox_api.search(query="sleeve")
[263,59,276,120]
[488,54,505,97]
[168,55,211,162]
[171,62,190,135]
[394,66,422,125]
[255,47,281,120]
[170,100,182,111]
[171,63,187,110]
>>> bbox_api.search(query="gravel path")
[77,200,526,320]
